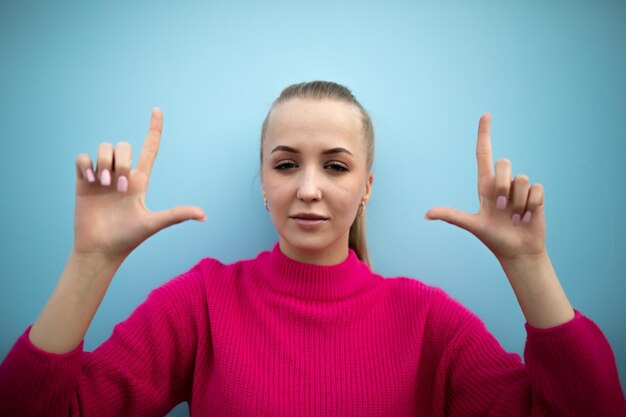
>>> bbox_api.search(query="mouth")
[290,213,329,220]
[290,213,329,228]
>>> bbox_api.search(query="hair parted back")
[260,81,375,269]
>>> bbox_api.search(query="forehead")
[264,99,364,154]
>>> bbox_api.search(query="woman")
[0,81,624,416]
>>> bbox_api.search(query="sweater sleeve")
[523,311,626,416]
[0,263,207,417]
[430,294,626,417]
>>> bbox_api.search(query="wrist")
[498,250,550,271]
[69,247,125,272]
[498,251,574,328]
[29,250,123,354]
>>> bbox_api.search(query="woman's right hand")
[73,108,206,263]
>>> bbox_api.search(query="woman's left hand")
[425,113,546,263]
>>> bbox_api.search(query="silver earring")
[264,196,269,211]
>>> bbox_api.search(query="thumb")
[148,205,207,234]
[424,207,478,234]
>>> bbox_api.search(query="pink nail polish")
[496,196,507,210]
[86,168,95,183]
[101,169,111,186]
[117,175,128,192]
[522,211,532,223]
[512,213,521,226]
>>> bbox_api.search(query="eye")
[274,161,298,170]
[325,162,349,173]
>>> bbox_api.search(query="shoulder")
[195,252,260,277]
[161,251,261,286]
[194,251,267,289]
[155,251,265,300]
[382,275,485,335]
[134,254,261,328]
[382,275,463,310]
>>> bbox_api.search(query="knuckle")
[496,158,511,167]
[513,198,526,210]
[143,145,158,156]
[496,175,510,188]
[496,184,509,195]
[116,162,131,172]
[516,174,530,184]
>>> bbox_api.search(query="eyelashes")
[275,161,298,170]
[274,161,349,173]
[326,162,349,172]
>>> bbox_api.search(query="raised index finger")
[136,108,163,177]
[476,112,493,181]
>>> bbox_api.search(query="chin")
[279,232,348,261]
[285,236,330,253]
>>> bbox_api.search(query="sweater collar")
[256,243,382,301]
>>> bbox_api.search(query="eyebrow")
[270,145,354,156]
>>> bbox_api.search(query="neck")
[256,242,380,301]
[278,238,349,266]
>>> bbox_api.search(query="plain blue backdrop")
[1,1,624,415]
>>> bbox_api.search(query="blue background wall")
[1,1,624,415]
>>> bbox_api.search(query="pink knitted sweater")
[1,244,624,416]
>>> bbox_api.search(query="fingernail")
[86,168,95,183]
[101,169,111,186]
[522,211,532,223]
[496,196,507,210]
[117,175,128,192]
[512,213,521,226]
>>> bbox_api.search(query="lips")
[290,213,329,220]
[290,213,329,229]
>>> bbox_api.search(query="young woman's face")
[261,98,373,265]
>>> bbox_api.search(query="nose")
[296,168,322,202]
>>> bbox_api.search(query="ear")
[362,172,374,203]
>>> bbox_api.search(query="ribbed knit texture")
[1,243,625,416]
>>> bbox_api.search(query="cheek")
[263,176,293,211]
[331,179,365,211]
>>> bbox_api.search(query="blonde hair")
[260,81,375,268]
